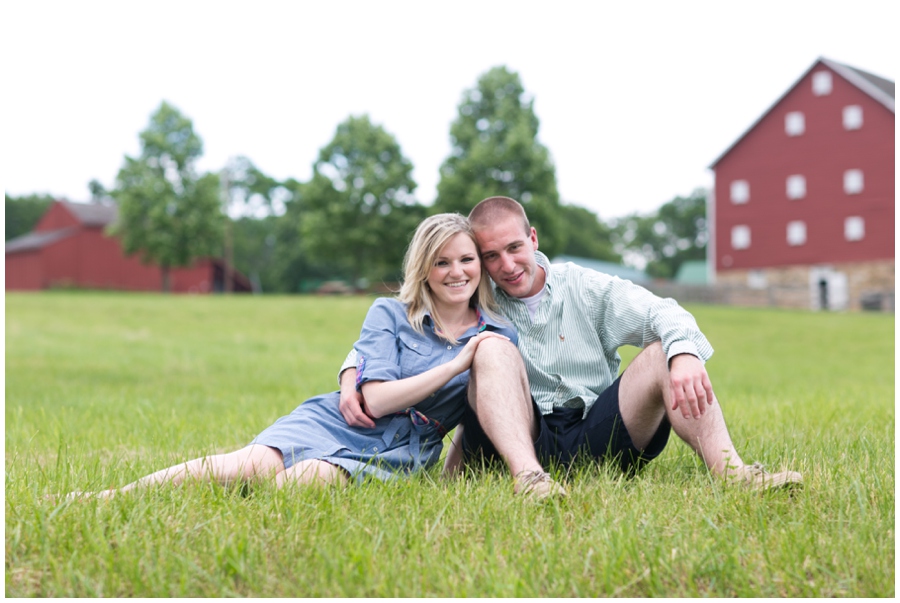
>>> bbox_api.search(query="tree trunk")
[161,266,171,293]
[224,220,234,294]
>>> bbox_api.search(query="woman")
[67,213,516,498]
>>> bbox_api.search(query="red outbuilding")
[5,200,252,293]
[709,57,894,311]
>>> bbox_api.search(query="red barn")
[709,57,894,311]
[5,200,251,293]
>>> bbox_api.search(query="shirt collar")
[425,306,492,334]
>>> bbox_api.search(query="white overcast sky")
[3,0,896,220]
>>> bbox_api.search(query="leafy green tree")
[87,179,112,204]
[293,115,424,285]
[556,203,621,262]
[434,66,563,257]
[611,188,708,279]
[221,156,296,292]
[111,101,224,292]
[5,193,54,240]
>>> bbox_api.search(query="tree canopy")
[434,66,564,257]
[111,101,224,291]
[556,203,621,263]
[5,193,54,240]
[611,188,708,279]
[288,114,424,285]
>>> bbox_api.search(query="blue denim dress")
[251,298,517,483]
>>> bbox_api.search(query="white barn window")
[731,225,751,250]
[785,111,805,136]
[812,71,833,96]
[844,169,864,194]
[787,221,807,246]
[730,180,750,204]
[845,216,865,241]
[786,175,806,199]
[843,105,863,130]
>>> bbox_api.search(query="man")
[339,196,802,498]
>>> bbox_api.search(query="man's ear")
[530,227,539,250]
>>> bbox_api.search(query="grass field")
[5,292,895,597]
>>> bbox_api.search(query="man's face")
[473,216,544,298]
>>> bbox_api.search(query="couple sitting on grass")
[68,197,802,501]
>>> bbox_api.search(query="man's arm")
[585,269,716,418]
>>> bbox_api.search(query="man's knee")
[471,336,520,368]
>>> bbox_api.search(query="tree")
[293,115,424,285]
[111,101,224,292]
[556,203,621,263]
[434,66,563,257]
[87,179,113,205]
[221,156,294,292]
[5,193,54,240]
[611,188,708,279]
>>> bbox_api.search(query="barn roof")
[61,200,118,226]
[709,57,895,169]
[821,57,895,110]
[5,227,78,253]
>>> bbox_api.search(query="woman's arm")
[361,331,507,418]
[339,367,375,428]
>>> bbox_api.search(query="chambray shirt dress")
[251,298,517,483]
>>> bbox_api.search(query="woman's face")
[427,232,481,309]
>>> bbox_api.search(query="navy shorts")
[461,376,671,474]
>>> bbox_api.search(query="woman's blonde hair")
[398,213,501,343]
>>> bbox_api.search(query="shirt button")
[412,343,418,348]
[447,345,452,350]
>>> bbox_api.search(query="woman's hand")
[450,331,511,375]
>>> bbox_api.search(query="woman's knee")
[229,444,284,479]
[277,460,348,488]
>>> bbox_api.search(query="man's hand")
[339,368,375,428]
[668,353,716,420]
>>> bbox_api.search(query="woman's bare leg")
[75,444,285,499]
[275,459,349,488]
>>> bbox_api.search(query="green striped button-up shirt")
[502,252,714,417]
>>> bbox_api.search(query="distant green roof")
[674,260,708,285]
[551,255,650,284]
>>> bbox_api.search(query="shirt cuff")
[355,359,400,391]
[337,349,359,385]
[666,340,704,365]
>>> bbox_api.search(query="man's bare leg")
[618,342,744,476]
[618,342,801,488]
[467,338,543,476]
[467,338,565,497]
